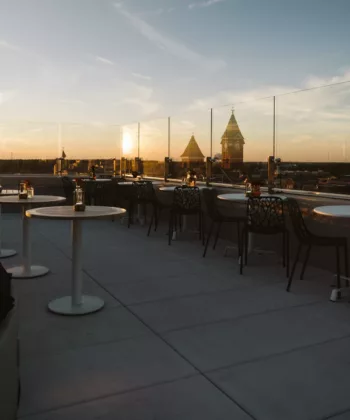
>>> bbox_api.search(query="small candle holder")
[27,186,34,199]
[18,181,28,199]
[73,186,86,212]
[245,181,253,197]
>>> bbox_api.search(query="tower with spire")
[221,110,245,169]
[180,134,205,168]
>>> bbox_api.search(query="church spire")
[221,110,245,168]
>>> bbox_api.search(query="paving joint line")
[85,269,257,420]
[204,333,350,375]
[17,373,198,419]
[33,228,257,418]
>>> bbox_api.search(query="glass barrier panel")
[213,98,274,185]
[276,82,350,193]
[170,109,211,181]
[139,118,168,178]
[60,123,121,175]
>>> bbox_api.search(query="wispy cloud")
[114,3,225,72]
[0,90,18,106]
[0,40,20,51]
[59,99,86,106]
[138,7,175,17]
[95,56,114,65]
[132,72,152,81]
[188,0,226,10]
[122,82,159,115]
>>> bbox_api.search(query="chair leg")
[236,222,241,258]
[147,206,155,237]
[240,227,245,275]
[201,212,205,245]
[336,245,341,289]
[155,208,161,231]
[213,221,222,250]
[168,213,173,246]
[286,231,290,278]
[344,242,349,286]
[128,203,133,228]
[198,212,202,241]
[300,245,311,280]
[287,243,302,292]
[282,232,286,268]
[244,229,249,266]
[203,220,214,258]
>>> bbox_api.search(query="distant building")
[221,110,245,169]
[180,134,205,168]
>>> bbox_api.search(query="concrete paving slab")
[208,336,350,420]
[18,375,252,420]
[164,302,350,371]
[129,280,329,333]
[18,335,196,417]
[19,305,150,359]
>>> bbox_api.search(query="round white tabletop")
[0,189,18,196]
[117,182,134,186]
[26,205,126,220]
[159,185,209,192]
[81,178,111,182]
[26,205,126,316]
[217,193,288,201]
[0,195,66,278]
[313,205,350,218]
[0,195,66,206]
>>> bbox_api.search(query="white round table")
[217,193,288,201]
[0,195,66,278]
[314,206,350,218]
[81,179,111,183]
[0,189,19,196]
[313,205,350,301]
[159,185,209,192]
[119,181,163,186]
[0,190,18,258]
[26,205,126,315]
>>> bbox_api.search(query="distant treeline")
[0,159,56,173]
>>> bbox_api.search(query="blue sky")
[0,0,350,159]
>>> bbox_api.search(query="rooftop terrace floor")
[3,212,350,420]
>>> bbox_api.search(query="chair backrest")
[286,198,310,242]
[173,186,201,212]
[202,188,220,220]
[247,196,285,233]
[61,177,75,202]
[133,181,155,201]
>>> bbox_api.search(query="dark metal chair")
[61,176,75,204]
[286,198,348,291]
[124,181,155,229]
[202,188,245,258]
[168,186,203,246]
[147,191,170,237]
[241,196,289,276]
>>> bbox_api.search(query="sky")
[0,0,350,160]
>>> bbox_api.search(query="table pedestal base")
[0,249,17,259]
[329,275,350,302]
[8,265,49,279]
[48,295,105,315]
